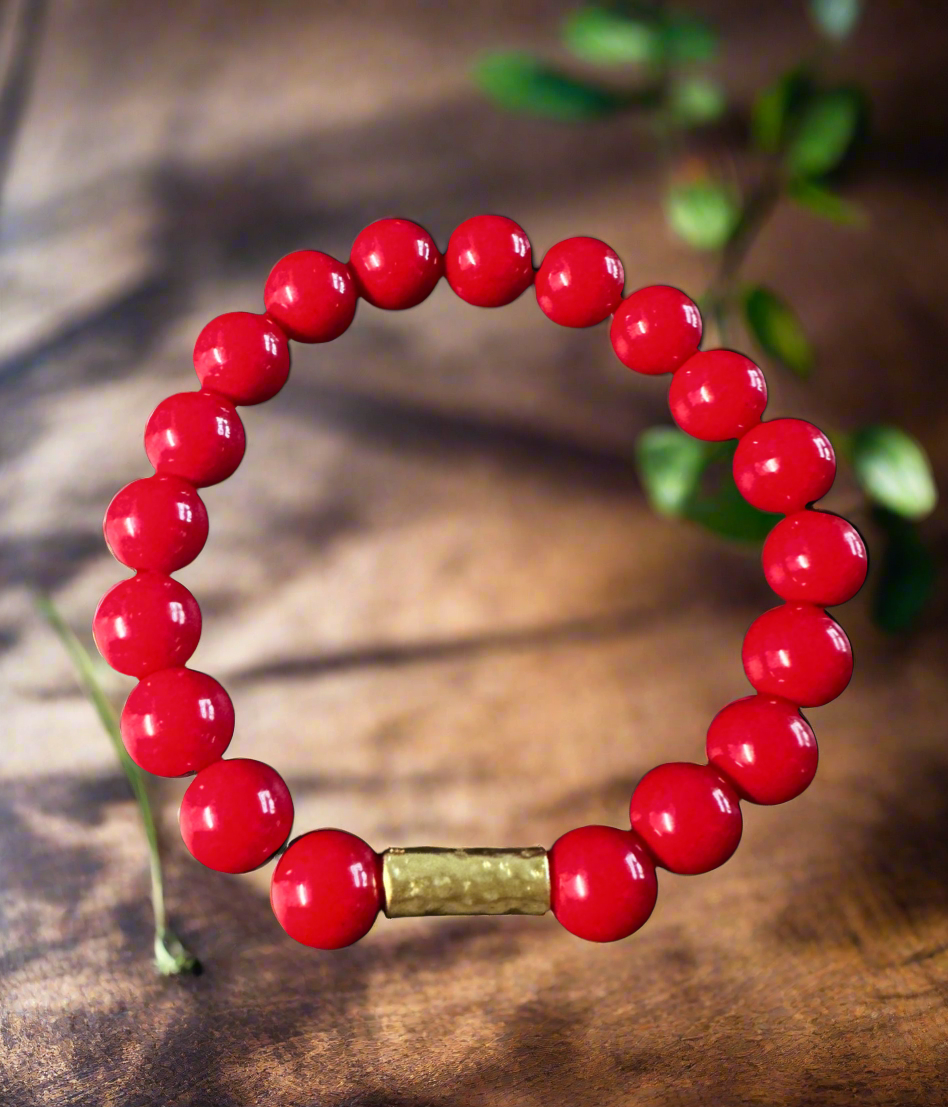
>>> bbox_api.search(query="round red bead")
[742,603,852,707]
[121,667,234,777]
[145,391,246,488]
[271,829,382,949]
[444,214,534,307]
[763,510,868,606]
[349,218,443,310]
[535,236,625,328]
[733,419,836,514]
[550,825,658,943]
[263,250,358,343]
[180,758,293,874]
[706,695,818,805]
[629,762,742,875]
[669,350,768,441]
[104,475,208,573]
[93,572,202,677]
[193,311,290,404]
[610,285,702,375]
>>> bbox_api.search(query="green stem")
[703,174,784,345]
[34,594,199,975]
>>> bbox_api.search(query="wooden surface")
[2,2,948,1103]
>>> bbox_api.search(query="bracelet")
[93,215,866,950]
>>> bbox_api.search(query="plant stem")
[703,174,783,345]
[34,594,200,975]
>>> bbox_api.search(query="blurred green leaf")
[743,285,814,378]
[788,179,867,225]
[809,0,863,40]
[852,426,938,521]
[661,12,718,63]
[473,52,624,119]
[668,76,727,127]
[682,447,782,543]
[665,180,740,250]
[563,7,663,65]
[871,508,936,633]
[751,67,814,154]
[635,426,707,515]
[785,88,862,177]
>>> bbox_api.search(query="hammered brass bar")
[381,847,551,918]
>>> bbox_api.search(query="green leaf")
[668,76,727,127]
[661,12,718,63]
[473,52,624,119]
[635,426,707,515]
[809,0,863,40]
[751,68,814,153]
[871,508,936,633]
[682,448,782,543]
[563,7,663,66]
[743,285,814,378]
[788,179,866,225]
[852,426,938,521]
[785,88,862,177]
[665,180,741,251]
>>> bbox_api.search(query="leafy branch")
[474,0,939,631]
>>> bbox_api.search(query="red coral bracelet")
[93,215,866,950]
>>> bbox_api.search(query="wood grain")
[2,2,948,1104]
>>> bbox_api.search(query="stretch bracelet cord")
[93,215,865,949]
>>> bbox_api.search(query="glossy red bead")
[763,510,868,606]
[103,475,208,573]
[349,218,443,310]
[180,758,293,874]
[629,762,742,875]
[742,603,852,707]
[144,391,246,488]
[733,418,836,514]
[706,695,818,805]
[121,667,234,777]
[610,285,702,375]
[263,250,358,342]
[271,829,382,949]
[93,572,202,677]
[550,825,658,943]
[669,350,768,441]
[444,214,534,307]
[193,311,290,404]
[535,236,625,328]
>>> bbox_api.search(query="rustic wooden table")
[2,2,947,1103]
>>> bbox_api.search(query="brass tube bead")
[381,846,551,918]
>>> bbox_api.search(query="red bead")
[535,236,624,327]
[193,311,290,405]
[349,218,443,310]
[733,419,835,514]
[103,475,208,573]
[550,825,658,943]
[706,695,818,805]
[444,214,534,307]
[121,667,234,777]
[93,572,202,677]
[180,758,293,874]
[629,762,742,875]
[610,285,702,375]
[669,350,768,441]
[144,391,246,488]
[263,250,358,342]
[742,603,852,707]
[763,510,868,606]
[271,829,382,949]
